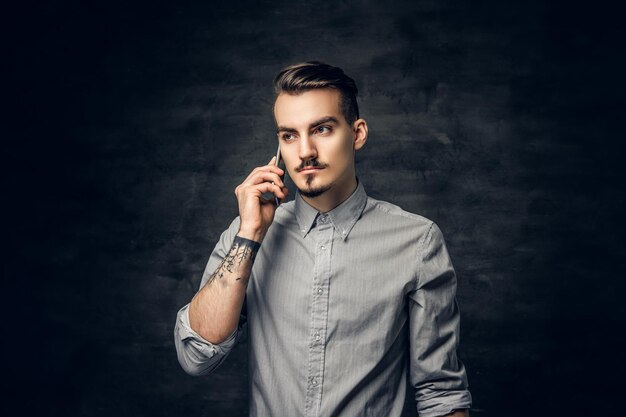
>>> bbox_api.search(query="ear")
[352,119,368,151]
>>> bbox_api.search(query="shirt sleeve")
[408,222,472,417]
[173,217,247,376]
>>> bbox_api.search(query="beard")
[298,174,331,198]
[299,185,331,198]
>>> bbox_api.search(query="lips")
[299,166,323,173]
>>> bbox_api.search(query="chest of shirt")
[248,218,420,342]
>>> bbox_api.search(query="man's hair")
[273,61,359,125]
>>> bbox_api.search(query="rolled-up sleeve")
[409,222,472,417]
[173,217,245,376]
[174,304,242,376]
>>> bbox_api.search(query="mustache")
[296,159,329,172]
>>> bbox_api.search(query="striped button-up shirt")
[175,181,472,417]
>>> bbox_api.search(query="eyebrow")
[277,116,340,134]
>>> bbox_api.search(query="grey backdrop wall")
[7,0,625,416]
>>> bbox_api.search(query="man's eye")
[281,133,296,141]
[315,126,331,134]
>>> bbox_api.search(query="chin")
[298,176,331,198]
[299,185,331,198]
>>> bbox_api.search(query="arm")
[188,235,260,344]
[174,156,287,375]
[189,156,286,343]
[409,222,472,417]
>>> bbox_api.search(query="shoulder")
[359,196,442,249]
[267,200,299,231]
[273,200,296,222]
[223,216,241,235]
[275,200,296,215]
[364,196,434,228]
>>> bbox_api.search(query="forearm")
[189,235,260,344]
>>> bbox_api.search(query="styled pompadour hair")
[273,61,360,125]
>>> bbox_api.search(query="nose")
[298,134,317,161]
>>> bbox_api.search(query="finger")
[255,157,279,173]
[236,179,284,201]
[250,171,284,188]
[243,164,284,183]
[242,171,285,188]
[258,163,283,175]
[261,188,288,206]
[271,187,289,204]
[250,182,287,200]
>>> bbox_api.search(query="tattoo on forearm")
[206,236,260,287]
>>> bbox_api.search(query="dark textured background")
[7,0,626,416]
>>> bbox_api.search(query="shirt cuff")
[417,389,473,417]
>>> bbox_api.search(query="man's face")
[274,88,366,200]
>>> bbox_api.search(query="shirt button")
[321,246,326,250]
[312,379,318,386]
[315,332,321,341]
[317,288,323,294]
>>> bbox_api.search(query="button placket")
[304,217,333,417]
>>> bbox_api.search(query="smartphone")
[273,144,283,206]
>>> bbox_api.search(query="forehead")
[274,89,343,127]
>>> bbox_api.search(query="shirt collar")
[295,180,367,241]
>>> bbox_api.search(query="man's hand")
[235,156,288,243]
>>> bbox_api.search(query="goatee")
[299,174,331,198]
[299,185,331,198]
[297,159,331,198]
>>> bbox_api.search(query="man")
[174,62,472,417]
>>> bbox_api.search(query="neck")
[301,176,358,213]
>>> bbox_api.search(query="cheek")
[326,137,354,162]
[281,150,300,174]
